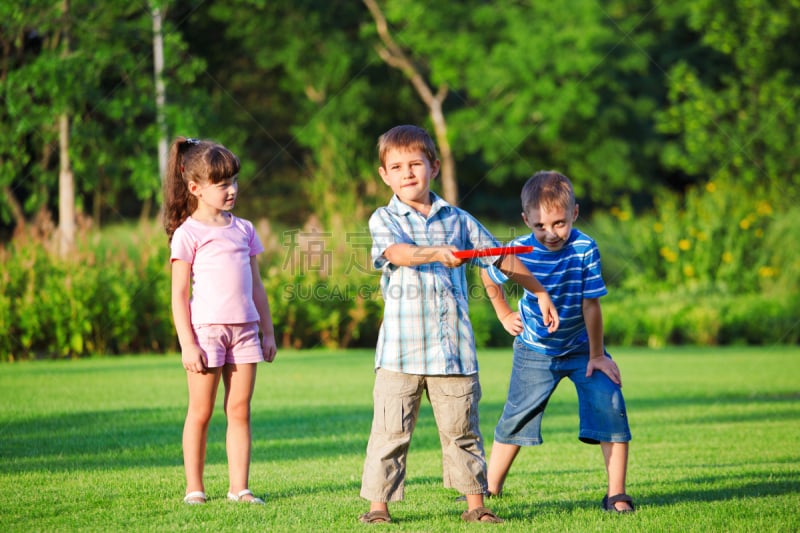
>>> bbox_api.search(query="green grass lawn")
[1,346,798,532]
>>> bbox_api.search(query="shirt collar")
[388,192,450,218]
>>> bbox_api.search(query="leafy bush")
[591,180,794,294]
[603,288,799,347]
[0,224,172,361]
[256,217,385,350]
[587,178,798,346]
[2,178,798,361]
[718,293,800,345]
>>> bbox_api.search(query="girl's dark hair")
[162,137,240,241]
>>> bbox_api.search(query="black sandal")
[602,493,635,513]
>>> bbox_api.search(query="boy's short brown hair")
[377,125,438,167]
[521,170,576,213]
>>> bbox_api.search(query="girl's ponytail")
[163,137,195,242]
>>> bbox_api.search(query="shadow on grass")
[629,390,800,425]
[645,470,800,505]
[12,388,794,476]
[0,408,184,473]
[4,402,531,474]
[473,470,800,521]
[255,467,800,523]
[7,385,795,493]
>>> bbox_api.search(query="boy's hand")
[537,294,560,333]
[499,311,523,336]
[437,246,467,268]
[586,355,622,386]
[182,344,208,374]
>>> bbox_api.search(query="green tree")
[363,0,459,205]
[357,1,661,214]
[1,1,209,237]
[202,0,421,228]
[1,1,63,234]
[656,0,800,204]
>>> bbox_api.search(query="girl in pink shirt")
[163,137,277,505]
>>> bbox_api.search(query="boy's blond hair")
[377,125,438,167]
[521,170,576,213]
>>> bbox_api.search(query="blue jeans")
[494,338,631,446]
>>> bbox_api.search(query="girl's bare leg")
[223,363,258,500]
[183,368,222,497]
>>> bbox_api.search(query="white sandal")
[183,491,206,505]
[227,489,265,504]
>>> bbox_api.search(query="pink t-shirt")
[170,215,265,325]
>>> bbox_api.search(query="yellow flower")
[610,206,630,221]
[678,239,691,251]
[722,252,733,263]
[740,213,757,230]
[756,201,773,216]
[660,247,678,263]
[706,181,717,193]
[758,266,776,278]
[683,265,695,277]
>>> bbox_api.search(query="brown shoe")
[359,510,392,524]
[461,506,503,523]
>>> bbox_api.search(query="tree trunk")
[362,0,459,205]
[152,3,168,185]
[150,3,168,222]
[428,98,457,205]
[2,185,27,236]
[57,0,75,257]
[58,112,76,257]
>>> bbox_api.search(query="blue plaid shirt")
[370,193,499,375]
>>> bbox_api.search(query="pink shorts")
[193,322,264,368]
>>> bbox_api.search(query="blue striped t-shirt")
[486,228,607,356]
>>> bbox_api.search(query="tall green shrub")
[590,179,799,346]
[258,218,384,350]
[591,180,788,295]
[0,224,172,361]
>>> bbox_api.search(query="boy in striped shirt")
[358,126,559,524]
[481,170,634,513]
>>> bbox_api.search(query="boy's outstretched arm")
[480,269,523,336]
[583,297,621,385]
[383,243,466,268]
[495,255,559,333]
